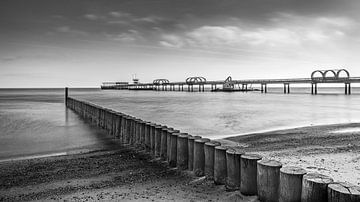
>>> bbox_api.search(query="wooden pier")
[103,69,360,95]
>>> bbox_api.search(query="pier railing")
[65,88,360,201]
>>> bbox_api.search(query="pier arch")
[153,79,170,85]
[185,77,207,84]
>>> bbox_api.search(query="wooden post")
[167,129,178,162]
[226,148,243,191]
[65,87,68,106]
[177,133,189,170]
[160,126,168,160]
[204,141,221,179]
[154,125,162,157]
[144,122,151,152]
[193,138,210,176]
[279,166,307,202]
[328,182,360,202]
[169,132,180,167]
[257,159,282,202]
[150,123,156,155]
[240,154,262,195]
[214,146,228,185]
[188,135,201,171]
[301,173,333,202]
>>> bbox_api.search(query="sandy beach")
[226,122,360,186]
[0,123,359,201]
[0,146,258,201]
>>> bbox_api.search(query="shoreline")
[1,122,359,200]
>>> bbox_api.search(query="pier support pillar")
[279,166,307,202]
[193,138,210,176]
[345,83,351,95]
[257,159,282,202]
[301,173,333,202]
[214,146,228,185]
[205,141,221,179]
[284,83,290,94]
[240,154,262,195]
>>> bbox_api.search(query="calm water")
[1,88,360,160]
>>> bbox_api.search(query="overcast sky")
[1,0,360,87]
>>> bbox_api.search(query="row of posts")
[65,93,359,202]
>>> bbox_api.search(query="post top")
[328,182,360,195]
[195,138,211,143]
[280,166,307,175]
[258,159,282,168]
[226,147,245,155]
[171,132,180,137]
[241,153,262,160]
[214,145,228,151]
[303,173,333,184]
[189,135,201,140]
[178,133,189,138]
[205,141,221,147]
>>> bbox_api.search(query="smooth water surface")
[1,87,360,160]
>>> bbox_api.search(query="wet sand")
[226,122,360,186]
[1,123,359,201]
[0,146,258,201]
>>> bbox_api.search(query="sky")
[1,0,360,87]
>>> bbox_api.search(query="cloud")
[109,11,131,18]
[159,34,184,48]
[55,26,88,36]
[83,14,102,20]
[159,13,357,49]
[105,30,143,42]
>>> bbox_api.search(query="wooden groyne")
[65,88,360,201]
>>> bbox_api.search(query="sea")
[1,87,360,161]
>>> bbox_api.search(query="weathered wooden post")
[226,148,243,191]
[65,87,68,106]
[177,133,189,170]
[169,132,180,167]
[167,129,178,162]
[240,154,262,195]
[214,146,228,185]
[279,166,307,202]
[193,138,210,176]
[154,125,162,157]
[257,159,282,202]
[188,135,201,171]
[328,182,360,202]
[301,173,333,202]
[144,122,152,152]
[204,141,221,179]
[140,121,146,148]
[150,123,157,155]
[160,126,168,160]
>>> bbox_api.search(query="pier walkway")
[103,69,360,94]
